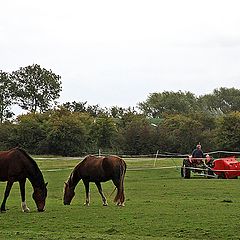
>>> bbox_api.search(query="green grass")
[0,157,240,239]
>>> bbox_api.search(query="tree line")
[1,64,240,156]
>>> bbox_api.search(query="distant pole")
[99,149,101,156]
[154,150,159,167]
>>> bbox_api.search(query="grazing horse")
[63,155,126,206]
[0,147,48,212]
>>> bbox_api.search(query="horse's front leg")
[19,179,30,212]
[83,180,90,206]
[95,182,108,206]
[1,180,14,212]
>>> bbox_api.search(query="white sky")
[1,0,240,109]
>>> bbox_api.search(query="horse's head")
[32,182,48,212]
[63,182,75,205]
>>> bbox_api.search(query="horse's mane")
[68,165,80,187]
[15,147,39,168]
[15,147,44,186]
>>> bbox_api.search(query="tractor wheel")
[181,161,191,179]
[207,169,214,178]
[217,173,226,179]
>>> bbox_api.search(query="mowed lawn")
[0,157,240,240]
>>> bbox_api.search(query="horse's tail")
[114,158,126,205]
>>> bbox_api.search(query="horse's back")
[77,155,125,182]
[0,148,27,181]
[82,155,125,170]
[79,155,104,171]
[102,155,125,171]
[76,155,104,181]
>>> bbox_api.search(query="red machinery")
[212,156,240,179]
[181,156,240,179]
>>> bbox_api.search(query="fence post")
[154,150,159,167]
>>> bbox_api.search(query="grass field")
[0,157,240,239]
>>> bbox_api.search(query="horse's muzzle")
[37,207,45,212]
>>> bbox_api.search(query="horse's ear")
[45,182,48,187]
[64,182,68,186]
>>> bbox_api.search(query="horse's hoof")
[22,208,30,213]
[116,202,125,207]
[84,203,90,207]
[103,203,108,206]
[1,209,6,213]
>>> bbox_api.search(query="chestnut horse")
[0,147,48,212]
[63,155,126,206]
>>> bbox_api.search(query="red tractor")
[181,155,240,179]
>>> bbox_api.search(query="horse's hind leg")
[95,182,108,206]
[1,180,14,212]
[112,179,125,207]
[19,179,30,212]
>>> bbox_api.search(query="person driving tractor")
[192,144,204,159]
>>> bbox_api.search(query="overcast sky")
[1,0,240,110]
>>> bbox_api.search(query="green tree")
[198,87,240,114]
[0,122,19,150]
[0,71,16,123]
[62,101,88,112]
[47,112,87,156]
[119,114,154,155]
[158,115,206,154]
[60,101,107,117]
[11,64,62,113]
[109,106,125,118]
[216,112,240,151]
[14,112,50,154]
[215,87,240,113]
[86,104,106,117]
[138,91,198,117]
[90,114,117,151]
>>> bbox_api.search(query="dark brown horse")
[0,147,48,212]
[63,155,126,206]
